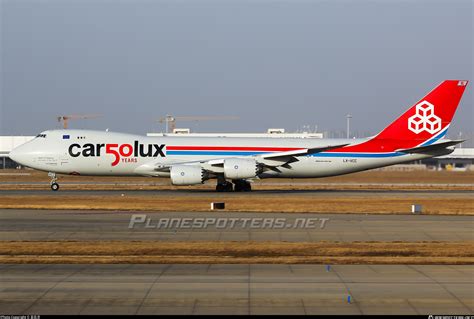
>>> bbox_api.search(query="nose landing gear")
[51,182,60,191]
[48,172,59,191]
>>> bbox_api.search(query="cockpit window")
[36,134,47,138]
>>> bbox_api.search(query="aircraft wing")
[257,143,349,167]
[135,143,349,175]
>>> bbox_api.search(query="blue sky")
[1,0,472,139]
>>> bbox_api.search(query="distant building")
[147,128,324,139]
[421,148,474,169]
[0,136,35,169]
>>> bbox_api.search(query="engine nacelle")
[223,158,261,179]
[170,165,206,185]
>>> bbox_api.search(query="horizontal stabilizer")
[397,140,464,154]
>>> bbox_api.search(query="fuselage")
[8,80,468,191]
[9,129,441,179]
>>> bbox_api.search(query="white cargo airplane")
[9,80,468,192]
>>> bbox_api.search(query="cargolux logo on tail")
[408,100,442,134]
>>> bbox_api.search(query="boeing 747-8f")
[9,80,469,191]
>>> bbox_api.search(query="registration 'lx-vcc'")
[9,80,469,192]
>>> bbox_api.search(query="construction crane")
[157,115,239,133]
[57,114,102,129]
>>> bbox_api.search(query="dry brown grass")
[1,169,473,192]
[1,241,472,264]
[0,194,472,215]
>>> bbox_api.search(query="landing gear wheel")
[216,182,233,192]
[48,172,59,191]
[233,180,251,192]
[51,182,59,191]
[224,182,233,192]
[234,183,242,192]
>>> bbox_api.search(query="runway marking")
[247,264,251,315]
[406,265,473,313]
[2,264,473,315]
[331,265,363,315]
[134,264,171,315]
[406,299,420,315]
[301,299,308,315]
[22,264,90,314]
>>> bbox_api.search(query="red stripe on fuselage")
[166,146,303,152]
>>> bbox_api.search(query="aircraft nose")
[8,148,18,162]
[8,146,27,166]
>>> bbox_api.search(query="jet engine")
[170,165,207,185]
[223,158,261,179]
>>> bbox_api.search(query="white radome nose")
[8,148,18,162]
[8,146,26,166]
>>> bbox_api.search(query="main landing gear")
[48,172,59,191]
[233,180,251,192]
[215,181,233,192]
[215,179,252,192]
